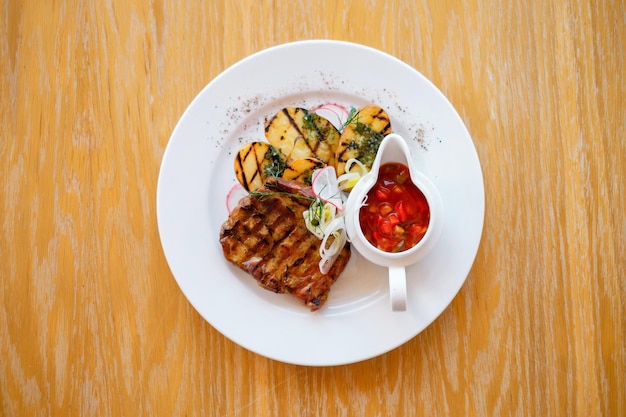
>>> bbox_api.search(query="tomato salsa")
[359,162,430,253]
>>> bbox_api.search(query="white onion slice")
[344,158,368,175]
[337,158,369,191]
[303,201,336,239]
[319,218,347,274]
[337,172,360,191]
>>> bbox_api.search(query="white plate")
[157,40,484,366]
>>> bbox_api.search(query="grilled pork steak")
[220,177,351,311]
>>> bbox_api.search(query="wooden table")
[2,1,624,415]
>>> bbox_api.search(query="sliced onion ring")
[344,158,368,175]
[337,172,360,191]
[337,158,369,191]
[319,218,347,274]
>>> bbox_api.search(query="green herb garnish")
[249,189,315,202]
[262,146,286,178]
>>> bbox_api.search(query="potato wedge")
[303,111,341,165]
[282,157,325,185]
[264,107,340,166]
[234,142,285,191]
[335,105,392,176]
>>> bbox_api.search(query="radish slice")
[311,103,350,128]
[226,183,246,214]
[311,166,343,211]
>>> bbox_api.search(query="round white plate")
[157,40,484,366]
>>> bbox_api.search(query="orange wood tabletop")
[1,1,624,416]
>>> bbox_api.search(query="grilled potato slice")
[264,107,340,166]
[234,142,285,191]
[335,105,392,176]
[282,157,325,185]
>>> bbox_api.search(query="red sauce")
[359,162,430,253]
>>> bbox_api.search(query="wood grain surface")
[1,0,624,416]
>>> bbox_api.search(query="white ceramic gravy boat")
[344,133,443,311]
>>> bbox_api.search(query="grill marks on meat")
[220,178,350,311]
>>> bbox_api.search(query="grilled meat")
[220,177,351,311]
